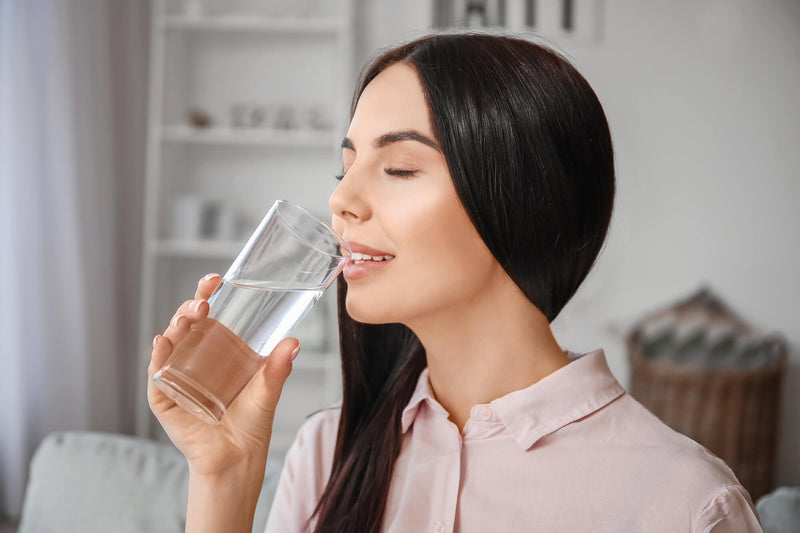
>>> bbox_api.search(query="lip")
[346,241,394,257]
[343,241,395,281]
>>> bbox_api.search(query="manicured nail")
[152,335,160,348]
[201,273,219,282]
[290,344,300,362]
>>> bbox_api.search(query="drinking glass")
[153,200,350,424]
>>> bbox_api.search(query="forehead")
[349,63,433,139]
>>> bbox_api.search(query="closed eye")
[385,168,417,177]
[336,168,417,181]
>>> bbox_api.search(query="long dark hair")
[312,33,615,532]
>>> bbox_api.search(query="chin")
[344,296,398,325]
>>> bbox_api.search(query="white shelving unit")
[136,0,354,460]
[160,13,345,33]
[159,124,335,147]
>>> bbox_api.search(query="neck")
[405,275,571,432]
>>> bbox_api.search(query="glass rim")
[273,200,351,260]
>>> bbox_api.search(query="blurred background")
[1,0,798,528]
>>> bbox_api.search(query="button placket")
[435,422,461,533]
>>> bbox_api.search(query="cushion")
[757,487,800,533]
[18,431,282,533]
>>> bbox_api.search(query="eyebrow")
[341,130,440,151]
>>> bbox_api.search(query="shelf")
[137,0,354,440]
[153,239,244,258]
[160,14,345,35]
[159,125,335,148]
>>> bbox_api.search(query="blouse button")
[433,522,445,533]
[478,405,493,421]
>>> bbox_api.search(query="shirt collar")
[400,349,626,451]
[401,367,437,434]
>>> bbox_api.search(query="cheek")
[346,191,498,324]
[408,183,492,270]
[405,203,497,299]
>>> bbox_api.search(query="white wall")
[357,0,800,488]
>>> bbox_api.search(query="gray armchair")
[16,432,282,533]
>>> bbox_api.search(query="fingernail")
[290,344,300,362]
[190,299,203,311]
[152,335,160,348]
[201,273,219,282]
[170,315,179,327]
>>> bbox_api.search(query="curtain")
[0,0,148,518]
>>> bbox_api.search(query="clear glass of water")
[153,200,350,424]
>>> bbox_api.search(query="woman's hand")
[147,273,299,477]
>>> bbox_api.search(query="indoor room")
[1,0,798,531]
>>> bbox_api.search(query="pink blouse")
[265,349,763,532]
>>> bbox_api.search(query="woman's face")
[329,63,504,326]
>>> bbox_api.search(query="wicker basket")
[627,289,787,501]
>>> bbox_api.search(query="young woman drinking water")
[148,33,762,532]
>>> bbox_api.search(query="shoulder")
[590,393,740,483]
[581,394,760,528]
[291,403,341,454]
[695,483,762,532]
[283,402,341,484]
[264,404,342,533]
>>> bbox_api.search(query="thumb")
[257,337,300,410]
[223,338,299,442]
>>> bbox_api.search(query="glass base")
[153,368,225,425]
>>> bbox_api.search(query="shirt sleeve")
[695,484,764,533]
[264,407,339,533]
[263,438,307,533]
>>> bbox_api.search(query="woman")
[148,34,762,532]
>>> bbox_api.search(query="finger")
[195,273,222,300]
[170,297,210,325]
[163,274,218,329]
[225,339,299,445]
[163,314,192,346]
[147,334,175,410]
[257,337,300,409]
[148,334,174,378]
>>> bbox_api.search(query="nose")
[329,170,370,224]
